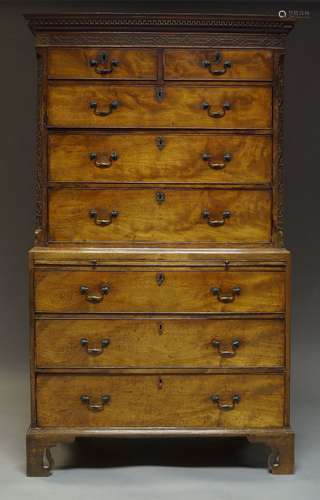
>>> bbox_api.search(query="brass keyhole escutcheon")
[155,191,166,204]
[156,272,165,286]
[155,136,166,150]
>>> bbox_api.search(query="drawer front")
[49,133,272,184]
[48,188,271,244]
[48,84,271,129]
[34,268,285,314]
[36,318,284,369]
[164,49,273,81]
[36,374,284,428]
[48,48,158,80]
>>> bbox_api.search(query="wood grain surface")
[164,49,273,80]
[47,83,272,129]
[48,47,157,80]
[35,318,284,368]
[36,373,285,428]
[34,268,285,314]
[48,187,272,244]
[48,133,272,184]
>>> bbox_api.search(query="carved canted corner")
[276,52,285,247]
[35,49,45,245]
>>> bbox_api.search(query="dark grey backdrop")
[0,1,319,498]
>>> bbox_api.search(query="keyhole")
[158,377,164,390]
[158,322,164,335]
[100,52,108,63]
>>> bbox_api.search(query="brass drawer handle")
[202,152,232,170]
[80,338,110,356]
[89,209,119,226]
[80,394,111,412]
[89,100,119,117]
[201,51,232,76]
[202,101,231,118]
[89,51,119,75]
[211,394,240,411]
[211,286,241,303]
[202,209,231,227]
[212,339,240,357]
[89,151,118,168]
[79,283,110,304]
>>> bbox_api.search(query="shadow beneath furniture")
[55,437,268,470]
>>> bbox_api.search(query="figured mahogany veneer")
[35,318,284,369]
[47,83,272,129]
[164,49,273,81]
[48,133,272,185]
[48,47,158,80]
[25,12,295,476]
[34,266,285,314]
[36,373,285,428]
[48,187,272,244]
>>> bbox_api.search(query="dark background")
[0,1,319,496]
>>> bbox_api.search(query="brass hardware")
[89,51,119,75]
[79,283,110,303]
[211,394,240,411]
[202,101,231,118]
[156,136,166,150]
[89,209,119,226]
[158,322,164,335]
[80,338,110,356]
[155,87,165,102]
[89,151,118,168]
[202,152,232,170]
[201,50,232,76]
[156,272,165,286]
[158,377,164,390]
[155,191,166,204]
[202,209,231,227]
[89,100,119,117]
[211,286,241,303]
[80,394,111,412]
[91,260,98,269]
[212,339,240,357]
[224,260,230,271]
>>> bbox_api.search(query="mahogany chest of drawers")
[25,12,295,476]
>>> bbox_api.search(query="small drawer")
[47,83,272,129]
[36,374,285,428]
[35,318,285,369]
[164,49,273,81]
[48,48,157,80]
[34,267,285,314]
[48,187,271,244]
[48,133,272,185]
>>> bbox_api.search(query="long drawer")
[48,188,271,244]
[47,83,272,129]
[36,374,285,428]
[48,133,272,184]
[35,318,284,368]
[34,268,285,314]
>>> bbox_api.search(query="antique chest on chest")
[25,12,295,476]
